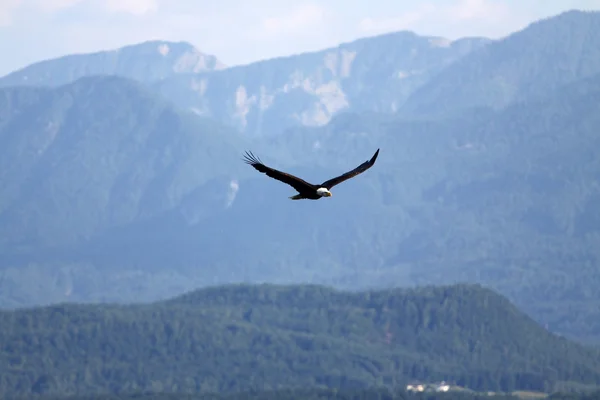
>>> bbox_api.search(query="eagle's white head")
[316,187,332,197]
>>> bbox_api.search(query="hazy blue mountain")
[2,283,600,398]
[401,10,600,116]
[1,68,600,347]
[0,40,225,88]
[3,10,599,139]
[153,33,489,136]
[0,75,248,252]
[0,32,490,137]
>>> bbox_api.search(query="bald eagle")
[243,148,380,200]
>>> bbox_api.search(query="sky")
[1,0,599,76]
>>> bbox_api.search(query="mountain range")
[0,40,225,88]
[1,8,600,349]
[0,34,490,137]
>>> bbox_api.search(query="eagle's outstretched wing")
[320,148,380,189]
[243,151,317,193]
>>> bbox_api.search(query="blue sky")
[1,0,599,76]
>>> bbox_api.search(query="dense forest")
[2,284,600,398]
[5,390,519,400]
[12,387,600,399]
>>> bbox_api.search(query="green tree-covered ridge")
[2,284,600,398]
[25,387,600,400]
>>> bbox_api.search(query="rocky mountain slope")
[0,33,490,136]
[153,33,489,135]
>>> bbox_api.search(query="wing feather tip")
[370,148,380,164]
[242,150,263,166]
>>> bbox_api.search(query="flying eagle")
[243,148,380,200]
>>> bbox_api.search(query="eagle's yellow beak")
[326,192,332,197]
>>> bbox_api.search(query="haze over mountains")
[0,34,490,137]
[1,7,600,356]
[0,41,226,88]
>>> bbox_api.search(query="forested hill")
[21,388,595,400]
[2,284,600,399]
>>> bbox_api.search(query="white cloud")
[225,179,239,208]
[0,0,22,26]
[358,0,511,36]
[447,0,509,21]
[36,0,83,11]
[261,3,325,36]
[359,4,436,33]
[1,0,157,24]
[104,0,158,15]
